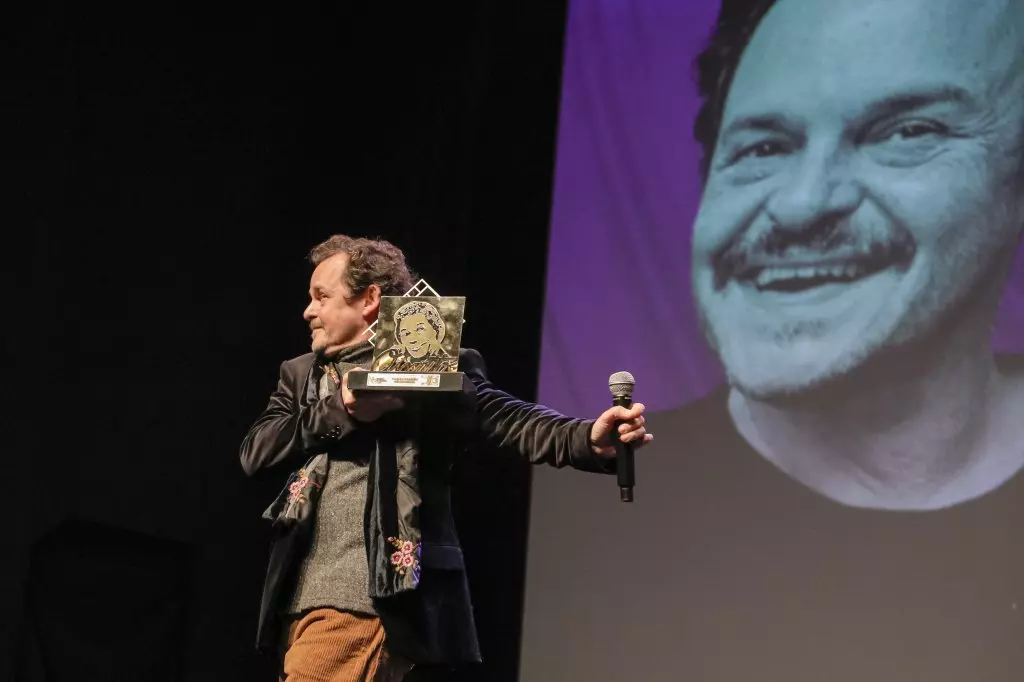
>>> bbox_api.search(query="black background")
[7,2,569,680]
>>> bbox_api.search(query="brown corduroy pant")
[279,609,387,682]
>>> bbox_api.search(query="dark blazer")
[239,347,613,665]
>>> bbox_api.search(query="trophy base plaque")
[347,370,469,393]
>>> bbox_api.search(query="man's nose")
[303,302,316,321]
[765,147,862,234]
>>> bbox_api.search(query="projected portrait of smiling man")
[691,0,1024,510]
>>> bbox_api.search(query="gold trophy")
[347,280,468,393]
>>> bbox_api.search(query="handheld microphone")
[608,371,635,502]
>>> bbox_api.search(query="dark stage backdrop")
[9,3,568,681]
[525,0,1024,680]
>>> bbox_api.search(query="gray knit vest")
[287,361,375,616]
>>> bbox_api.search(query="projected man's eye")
[735,140,788,161]
[716,136,795,182]
[864,119,950,165]
[884,121,945,140]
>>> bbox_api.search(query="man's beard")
[693,212,1019,402]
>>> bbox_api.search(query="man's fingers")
[340,372,358,411]
[613,403,645,421]
[620,431,653,445]
[618,415,645,433]
[340,373,404,421]
[590,403,652,455]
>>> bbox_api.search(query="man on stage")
[240,234,652,681]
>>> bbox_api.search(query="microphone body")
[608,371,636,502]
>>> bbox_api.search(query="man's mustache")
[714,220,916,286]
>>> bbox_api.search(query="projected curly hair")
[308,234,416,297]
[692,0,778,181]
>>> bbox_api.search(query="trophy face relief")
[370,295,466,379]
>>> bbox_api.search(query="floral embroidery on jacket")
[287,468,321,505]
[388,536,421,578]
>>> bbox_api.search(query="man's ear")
[362,284,382,323]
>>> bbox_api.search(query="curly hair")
[393,300,446,344]
[692,0,778,181]
[308,234,417,297]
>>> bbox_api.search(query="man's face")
[303,253,370,356]
[691,0,1024,397]
[397,312,438,359]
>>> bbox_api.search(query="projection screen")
[523,0,1024,679]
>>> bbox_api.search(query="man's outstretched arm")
[460,349,651,473]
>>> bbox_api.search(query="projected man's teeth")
[747,262,882,292]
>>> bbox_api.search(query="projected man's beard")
[693,198,1020,400]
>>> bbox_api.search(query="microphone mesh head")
[608,371,635,397]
